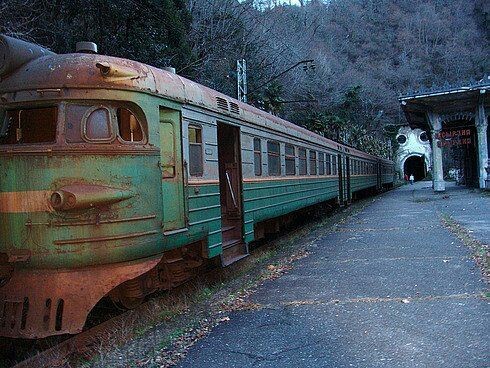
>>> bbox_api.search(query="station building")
[399,76,490,191]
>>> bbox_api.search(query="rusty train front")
[0,36,174,338]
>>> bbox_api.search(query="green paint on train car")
[243,177,339,223]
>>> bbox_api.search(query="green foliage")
[1,0,194,73]
[256,82,284,115]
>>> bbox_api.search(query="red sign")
[436,129,472,148]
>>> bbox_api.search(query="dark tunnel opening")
[404,156,426,181]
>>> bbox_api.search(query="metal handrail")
[225,170,238,209]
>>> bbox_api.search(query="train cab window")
[0,107,57,145]
[318,152,325,175]
[332,156,337,175]
[188,126,203,176]
[83,107,113,142]
[285,144,296,175]
[117,108,144,142]
[267,140,280,176]
[254,138,262,176]
[298,148,307,175]
[325,154,331,175]
[309,150,317,175]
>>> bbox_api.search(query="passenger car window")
[325,154,331,175]
[298,148,307,175]
[83,107,113,142]
[309,150,317,175]
[332,156,337,175]
[254,138,262,176]
[285,144,296,175]
[0,107,57,145]
[267,140,280,176]
[318,152,325,175]
[188,126,203,176]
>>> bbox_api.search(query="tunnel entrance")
[404,156,426,181]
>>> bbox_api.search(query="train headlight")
[50,185,133,211]
[0,35,55,78]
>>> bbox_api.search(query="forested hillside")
[1,0,488,156]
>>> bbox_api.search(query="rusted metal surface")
[12,302,140,368]
[11,242,206,367]
[49,184,133,211]
[0,256,161,338]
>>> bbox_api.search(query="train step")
[221,225,242,242]
[221,238,249,267]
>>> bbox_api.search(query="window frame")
[298,147,307,176]
[188,124,204,177]
[0,105,59,146]
[318,152,325,175]
[115,106,146,144]
[325,154,331,175]
[253,137,262,176]
[309,150,317,175]
[285,144,296,176]
[332,155,337,176]
[81,105,116,143]
[267,140,281,176]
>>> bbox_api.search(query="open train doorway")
[217,122,248,265]
[403,155,426,181]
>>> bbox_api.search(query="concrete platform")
[178,182,489,368]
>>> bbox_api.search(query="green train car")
[0,35,394,338]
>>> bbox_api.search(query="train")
[0,35,394,339]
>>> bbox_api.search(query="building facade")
[399,76,489,191]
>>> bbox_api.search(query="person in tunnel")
[404,156,426,182]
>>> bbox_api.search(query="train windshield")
[0,107,57,145]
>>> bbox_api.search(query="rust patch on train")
[0,191,53,213]
[0,256,161,339]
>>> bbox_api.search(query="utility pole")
[237,59,247,103]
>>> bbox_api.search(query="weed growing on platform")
[441,214,489,282]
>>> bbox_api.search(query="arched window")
[117,108,144,142]
[83,107,113,142]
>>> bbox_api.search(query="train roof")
[0,36,392,164]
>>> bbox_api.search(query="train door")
[377,162,382,190]
[159,108,187,232]
[217,122,248,265]
[337,154,344,204]
[346,156,351,203]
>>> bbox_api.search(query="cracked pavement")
[178,182,489,368]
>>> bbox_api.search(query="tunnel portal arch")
[403,155,426,181]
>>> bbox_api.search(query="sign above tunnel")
[436,129,473,148]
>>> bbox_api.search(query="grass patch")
[441,213,489,280]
